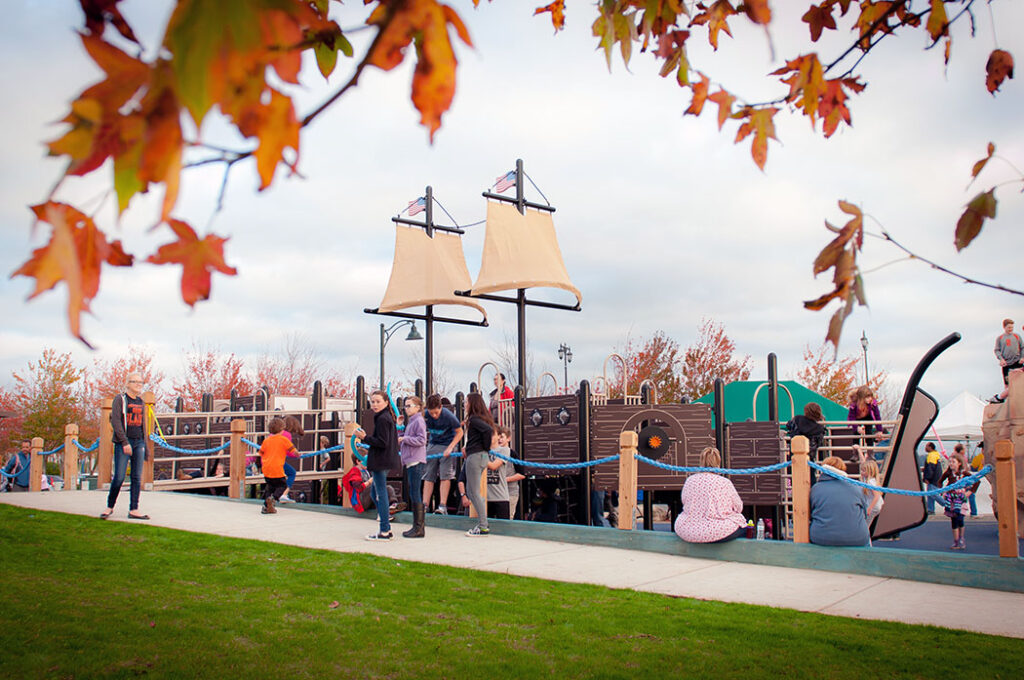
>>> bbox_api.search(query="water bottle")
[756,518,765,540]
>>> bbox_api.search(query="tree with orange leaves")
[172,343,253,411]
[10,1,1018,349]
[610,331,685,403]
[679,319,752,402]
[2,349,89,452]
[794,343,886,408]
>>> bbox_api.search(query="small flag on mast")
[407,197,426,216]
[494,171,516,193]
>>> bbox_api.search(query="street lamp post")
[380,320,423,389]
[860,331,869,385]
[557,343,573,394]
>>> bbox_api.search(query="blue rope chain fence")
[486,449,620,470]
[73,439,99,453]
[637,455,792,475]
[808,461,993,497]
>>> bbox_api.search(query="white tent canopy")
[929,391,987,441]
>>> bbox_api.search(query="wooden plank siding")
[521,395,580,476]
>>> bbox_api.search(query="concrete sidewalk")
[3,490,1023,639]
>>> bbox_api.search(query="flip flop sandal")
[99,510,113,519]
[127,514,150,520]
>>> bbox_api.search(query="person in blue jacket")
[2,440,32,491]
[809,456,870,547]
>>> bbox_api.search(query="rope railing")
[73,439,99,453]
[487,449,620,470]
[637,455,792,475]
[808,461,994,497]
[39,443,64,456]
[151,433,230,455]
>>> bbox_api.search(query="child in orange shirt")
[259,417,297,514]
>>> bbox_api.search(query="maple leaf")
[954,190,997,252]
[534,1,566,33]
[79,0,139,44]
[969,142,996,182]
[818,76,864,138]
[853,1,895,50]
[985,49,1014,95]
[707,88,735,130]
[146,219,238,306]
[739,0,771,25]
[690,0,737,51]
[772,54,824,126]
[805,200,866,346]
[925,0,947,42]
[592,4,637,70]
[802,3,836,42]
[11,202,134,346]
[233,88,299,190]
[367,0,473,141]
[685,73,711,116]
[656,30,691,85]
[733,107,778,170]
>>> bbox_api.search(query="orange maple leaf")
[734,107,778,170]
[233,88,300,191]
[534,1,566,33]
[80,0,140,44]
[367,0,473,142]
[690,0,737,51]
[685,73,711,116]
[11,202,134,346]
[147,220,238,306]
[772,54,824,126]
[853,1,895,50]
[741,0,772,25]
[986,49,1014,95]
[925,0,948,42]
[801,2,836,42]
[707,88,735,130]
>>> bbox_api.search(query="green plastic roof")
[692,380,847,425]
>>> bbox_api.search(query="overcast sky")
[1,0,1021,412]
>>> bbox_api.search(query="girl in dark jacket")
[357,390,400,541]
[463,392,496,536]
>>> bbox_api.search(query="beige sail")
[470,201,582,305]
[376,226,486,320]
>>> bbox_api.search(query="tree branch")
[874,229,1024,297]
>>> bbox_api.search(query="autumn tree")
[10,1,1018,346]
[4,349,88,451]
[794,343,887,407]
[609,331,685,403]
[87,345,167,419]
[679,319,752,402]
[253,333,324,396]
[173,343,253,410]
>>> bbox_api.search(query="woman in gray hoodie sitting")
[809,456,870,547]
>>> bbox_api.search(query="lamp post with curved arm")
[557,343,572,394]
[380,320,423,389]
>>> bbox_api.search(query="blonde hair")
[822,456,846,472]
[860,459,879,497]
[699,446,722,468]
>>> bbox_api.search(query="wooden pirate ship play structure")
[30,160,1009,552]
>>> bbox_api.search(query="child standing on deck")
[357,390,400,541]
[279,415,304,503]
[940,451,972,550]
[399,396,427,538]
[259,417,297,515]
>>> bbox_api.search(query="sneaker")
[279,494,296,504]
[958,539,966,550]
[262,497,276,514]
[434,506,448,515]
[990,394,1005,404]
[465,526,490,537]
[365,532,394,541]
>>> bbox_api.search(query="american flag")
[494,170,516,193]
[407,197,426,216]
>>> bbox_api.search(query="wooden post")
[63,424,79,491]
[28,437,43,492]
[229,419,246,499]
[617,430,638,530]
[142,391,156,489]
[791,435,811,544]
[98,398,113,489]
[995,439,1019,558]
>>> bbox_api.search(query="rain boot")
[403,503,425,538]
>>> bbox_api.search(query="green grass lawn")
[0,504,1019,679]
